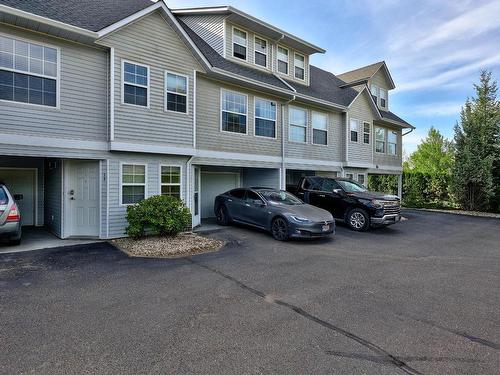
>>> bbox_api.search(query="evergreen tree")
[452,71,500,211]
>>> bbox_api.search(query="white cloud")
[412,102,464,117]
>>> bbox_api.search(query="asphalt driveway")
[1,210,499,375]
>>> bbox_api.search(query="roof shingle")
[337,61,385,84]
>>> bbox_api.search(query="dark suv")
[288,176,401,231]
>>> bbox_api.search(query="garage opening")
[285,170,339,190]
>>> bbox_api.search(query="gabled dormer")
[338,61,395,111]
[172,6,325,86]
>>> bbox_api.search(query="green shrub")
[125,195,191,239]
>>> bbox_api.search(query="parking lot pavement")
[1,210,499,374]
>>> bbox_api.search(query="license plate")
[322,224,330,232]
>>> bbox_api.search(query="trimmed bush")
[125,195,191,239]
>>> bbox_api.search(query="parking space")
[1,210,499,374]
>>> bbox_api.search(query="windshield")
[337,180,368,193]
[260,190,303,205]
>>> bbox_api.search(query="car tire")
[215,205,230,226]
[271,217,289,241]
[346,208,370,232]
[9,238,21,246]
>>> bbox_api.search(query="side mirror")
[332,188,344,196]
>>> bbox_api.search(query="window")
[375,127,385,153]
[277,46,288,74]
[165,72,188,113]
[221,90,247,134]
[346,173,354,180]
[254,37,267,67]
[388,130,397,155]
[363,122,370,144]
[312,111,328,145]
[160,166,181,199]
[255,98,276,138]
[121,164,146,205]
[350,118,359,142]
[245,190,264,204]
[320,178,341,192]
[0,35,58,107]
[289,107,307,142]
[123,61,148,107]
[380,88,387,108]
[370,84,378,98]
[294,53,305,80]
[232,28,247,60]
[229,189,246,199]
[357,174,366,186]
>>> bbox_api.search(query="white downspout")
[110,47,115,142]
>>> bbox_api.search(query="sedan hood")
[348,190,399,201]
[277,203,333,222]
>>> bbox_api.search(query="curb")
[404,207,500,219]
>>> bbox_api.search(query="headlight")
[290,215,312,223]
[371,199,384,207]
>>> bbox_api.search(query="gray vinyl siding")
[98,11,203,149]
[347,91,375,164]
[106,154,190,238]
[179,14,225,55]
[373,124,402,167]
[242,168,280,189]
[284,104,343,161]
[0,24,108,141]
[196,76,282,157]
[0,156,44,226]
[370,70,391,110]
[44,158,62,236]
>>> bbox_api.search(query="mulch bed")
[111,232,226,259]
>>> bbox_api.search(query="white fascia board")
[285,158,342,167]
[0,4,99,38]
[110,141,196,156]
[1,134,108,151]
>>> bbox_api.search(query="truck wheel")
[215,205,230,226]
[346,208,370,231]
[271,217,289,241]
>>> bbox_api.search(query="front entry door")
[67,161,99,237]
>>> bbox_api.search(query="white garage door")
[0,169,36,226]
[201,172,239,218]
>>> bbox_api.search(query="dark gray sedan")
[214,187,335,241]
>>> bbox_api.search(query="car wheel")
[346,208,370,231]
[271,217,289,241]
[9,238,21,246]
[216,205,230,226]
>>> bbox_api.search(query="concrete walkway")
[0,227,102,254]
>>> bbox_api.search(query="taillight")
[6,204,20,222]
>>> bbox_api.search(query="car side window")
[245,191,264,204]
[0,187,8,204]
[320,179,341,192]
[229,189,246,199]
[303,178,322,191]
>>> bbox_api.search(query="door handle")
[319,194,325,197]
[227,199,233,202]
[245,203,251,207]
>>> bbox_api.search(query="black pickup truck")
[287,176,401,231]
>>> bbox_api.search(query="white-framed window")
[363,122,370,144]
[121,164,146,205]
[254,36,268,68]
[346,173,354,180]
[277,46,289,75]
[294,53,305,80]
[350,118,359,142]
[289,106,307,143]
[370,84,378,98]
[254,98,276,138]
[388,130,397,155]
[379,88,387,108]
[160,165,181,200]
[375,126,385,153]
[232,27,247,60]
[312,111,328,145]
[221,89,247,134]
[0,35,59,107]
[122,60,149,107]
[165,71,188,113]
[357,173,366,186]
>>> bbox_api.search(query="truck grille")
[382,201,401,216]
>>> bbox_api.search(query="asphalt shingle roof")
[0,0,154,31]
[380,110,412,127]
[337,61,385,84]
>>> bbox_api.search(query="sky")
[166,0,500,155]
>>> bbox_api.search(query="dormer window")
[277,46,289,75]
[232,28,247,60]
[294,53,305,80]
[254,37,267,67]
[379,88,387,108]
[370,84,378,100]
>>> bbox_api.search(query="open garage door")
[0,168,36,226]
[201,172,239,218]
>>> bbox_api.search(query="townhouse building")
[0,0,414,239]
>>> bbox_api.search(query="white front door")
[201,172,239,219]
[0,168,36,226]
[66,161,100,237]
[192,167,201,227]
